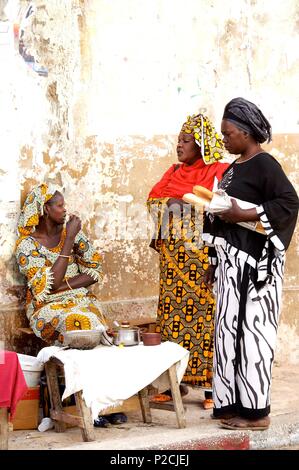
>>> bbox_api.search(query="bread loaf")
[182,186,213,206]
[182,193,207,206]
[183,187,266,236]
[193,185,213,202]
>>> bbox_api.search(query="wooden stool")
[45,357,186,442]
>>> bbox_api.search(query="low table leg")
[45,361,66,433]
[138,387,152,423]
[168,363,186,428]
[74,391,95,442]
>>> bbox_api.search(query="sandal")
[150,385,189,403]
[93,416,111,428]
[202,398,214,410]
[106,413,128,425]
[220,416,270,431]
[150,393,172,403]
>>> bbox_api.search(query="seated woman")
[15,182,126,427]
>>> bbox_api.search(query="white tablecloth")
[37,342,189,419]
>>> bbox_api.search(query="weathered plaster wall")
[0,0,298,360]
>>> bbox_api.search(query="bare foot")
[220,415,270,431]
[211,412,237,420]
[179,384,189,397]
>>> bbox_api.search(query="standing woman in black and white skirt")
[203,97,298,431]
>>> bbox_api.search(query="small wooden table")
[45,356,186,442]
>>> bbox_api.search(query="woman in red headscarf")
[147,114,229,407]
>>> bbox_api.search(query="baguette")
[193,185,213,202]
[182,193,207,206]
[183,187,266,236]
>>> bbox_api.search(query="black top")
[203,152,298,262]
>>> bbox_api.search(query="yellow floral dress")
[16,229,110,345]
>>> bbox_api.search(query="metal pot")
[113,324,140,346]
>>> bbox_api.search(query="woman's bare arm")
[51,273,97,294]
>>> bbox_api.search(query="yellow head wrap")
[180,114,224,165]
[17,183,62,237]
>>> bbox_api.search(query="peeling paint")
[0,0,298,357]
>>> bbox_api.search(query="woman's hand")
[218,199,259,224]
[204,265,217,287]
[51,217,82,291]
[217,199,243,224]
[66,214,81,239]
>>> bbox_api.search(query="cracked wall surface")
[0,0,298,360]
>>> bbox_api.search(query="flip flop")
[202,398,214,410]
[106,413,128,425]
[150,393,172,403]
[220,419,270,431]
[93,416,111,428]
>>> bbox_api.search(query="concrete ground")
[8,361,299,451]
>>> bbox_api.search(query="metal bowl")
[63,329,102,350]
[113,327,140,346]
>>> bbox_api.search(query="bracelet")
[65,278,73,291]
[58,254,70,259]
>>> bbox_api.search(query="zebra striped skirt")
[212,245,285,419]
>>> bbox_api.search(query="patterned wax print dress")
[16,228,110,345]
[148,198,215,390]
